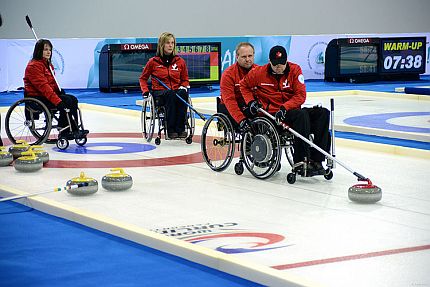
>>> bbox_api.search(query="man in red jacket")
[240,45,330,175]
[219,42,257,131]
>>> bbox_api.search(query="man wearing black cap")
[240,45,330,176]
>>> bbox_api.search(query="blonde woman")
[139,32,190,139]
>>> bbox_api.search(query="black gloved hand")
[275,106,287,124]
[248,100,260,116]
[59,89,66,95]
[238,119,251,133]
[143,91,150,97]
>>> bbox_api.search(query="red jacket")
[220,63,257,124]
[240,62,306,114]
[23,59,62,106]
[139,55,189,94]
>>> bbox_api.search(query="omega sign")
[348,38,371,44]
[120,43,153,50]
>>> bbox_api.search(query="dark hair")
[32,39,53,61]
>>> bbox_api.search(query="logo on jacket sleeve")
[298,74,305,84]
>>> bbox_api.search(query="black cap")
[269,45,288,65]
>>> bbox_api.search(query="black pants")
[152,89,188,134]
[28,94,80,132]
[284,107,330,163]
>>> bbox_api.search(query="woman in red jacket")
[24,39,86,138]
[139,32,190,139]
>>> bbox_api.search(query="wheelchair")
[200,101,334,182]
[141,93,195,145]
[5,97,88,150]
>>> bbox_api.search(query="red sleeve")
[139,58,154,94]
[239,69,257,106]
[180,58,190,88]
[25,61,61,105]
[220,68,245,124]
[283,65,306,111]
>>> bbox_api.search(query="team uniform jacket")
[220,63,257,124]
[139,55,189,94]
[240,62,306,114]
[23,59,62,105]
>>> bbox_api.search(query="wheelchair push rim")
[5,98,52,145]
[201,113,235,172]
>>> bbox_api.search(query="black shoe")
[168,132,178,139]
[59,130,75,140]
[308,161,325,176]
[74,129,89,138]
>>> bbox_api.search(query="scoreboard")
[99,42,221,92]
[380,37,426,74]
[324,37,426,83]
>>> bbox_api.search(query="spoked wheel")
[5,98,52,145]
[201,113,235,172]
[141,95,155,142]
[185,97,195,144]
[241,117,281,180]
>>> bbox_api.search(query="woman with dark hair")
[139,32,190,139]
[23,39,87,138]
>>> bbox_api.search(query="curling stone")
[348,179,382,203]
[66,172,98,195]
[102,168,133,191]
[0,146,13,167]
[9,140,30,158]
[29,145,49,164]
[14,151,43,172]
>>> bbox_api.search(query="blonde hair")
[156,32,177,57]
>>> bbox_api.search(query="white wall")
[1,0,429,39]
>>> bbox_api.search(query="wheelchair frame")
[201,111,334,182]
[5,97,87,150]
[141,93,195,145]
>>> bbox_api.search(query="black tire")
[186,97,195,139]
[201,113,235,172]
[5,98,52,145]
[56,137,69,150]
[234,162,244,175]
[141,95,155,142]
[287,173,296,184]
[241,117,281,180]
[185,137,192,144]
[324,169,334,180]
[155,137,161,145]
[75,136,87,146]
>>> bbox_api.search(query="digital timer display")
[339,45,378,75]
[380,37,426,74]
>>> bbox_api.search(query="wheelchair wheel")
[75,137,87,146]
[5,98,52,145]
[185,97,196,143]
[241,117,281,180]
[201,113,235,172]
[141,95,155,142]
